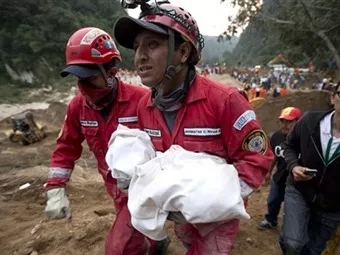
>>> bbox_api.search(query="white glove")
[45,187,71,219]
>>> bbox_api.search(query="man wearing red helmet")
[44,27,166,255]
[114,2,274,254]
[257,107,302,231]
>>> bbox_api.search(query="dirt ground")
[0,75,333,255]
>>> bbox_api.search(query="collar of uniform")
[82,79,129,108]
[146,74,206,107]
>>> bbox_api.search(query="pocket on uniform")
[151,138,165,152]
[183,140,225,157]
[81,126,99,136]
[122,122,139,129]
[81,126,99,152]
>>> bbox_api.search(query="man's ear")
[179,42,192,64]
[330,94,335,105]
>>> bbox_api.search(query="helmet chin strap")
[97,63,115,88]
[153,29,185,98]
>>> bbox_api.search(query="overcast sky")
[127,0,238,36]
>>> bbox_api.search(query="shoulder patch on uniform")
[233,110,256,130]
[57,115,68,140]
[57,125,64,140]
[242,129,268,154]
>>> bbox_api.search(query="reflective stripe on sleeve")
[239,179,254,198]
[48,167,72,180]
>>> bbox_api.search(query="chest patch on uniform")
[233,110,256,130]
[80,120,98,127]
[184,128,221,136]
[144,128,162,137]
[118,116,138,123]
[242,129,267,154]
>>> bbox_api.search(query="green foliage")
[0,0,131,86]
[228,0,340,69]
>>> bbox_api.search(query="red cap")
[279,107,302,120]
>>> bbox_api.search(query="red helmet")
[65,27,121,65]
[142,3,203,64]
[114,3,204,65]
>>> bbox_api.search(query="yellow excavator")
[249,97,265,108]
[5,111,46,145]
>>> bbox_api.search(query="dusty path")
[0,74,334,255]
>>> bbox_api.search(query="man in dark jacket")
[257,107,302,230]
[280,82,340,254]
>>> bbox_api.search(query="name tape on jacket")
[118,116,138,123]
[144,128,162,137]
[184,128,221,136]
[80,120,98,127]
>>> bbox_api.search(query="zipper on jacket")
[311,136,326,166]
[311,134,340,203]
[311,136,327,203]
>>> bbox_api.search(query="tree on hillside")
[221,0,340,76]
[0,0,132,85]
[202,35,238,64]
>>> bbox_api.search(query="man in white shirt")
[281,82,340,254]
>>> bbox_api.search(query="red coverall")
[46,81,155,255]
[137,75,274,254]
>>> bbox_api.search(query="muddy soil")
[0,75,334,255]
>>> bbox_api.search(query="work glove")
[45,187,71,220]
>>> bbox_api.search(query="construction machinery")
[5,111,46,145]
[249,97,265,108]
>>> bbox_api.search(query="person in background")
[44,27,166,255]
[257,107,302,230]
[280,82,340,254]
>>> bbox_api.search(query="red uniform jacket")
[46,81,148,197]
[137,75,274,193]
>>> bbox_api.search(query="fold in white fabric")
[106,125,250,240]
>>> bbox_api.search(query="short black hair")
[335,81,340,94]
[174,31,185,49]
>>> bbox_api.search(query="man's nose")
[135,46,148,63]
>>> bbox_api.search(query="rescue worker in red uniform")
[114,2,274,254]
[44,27,168,255]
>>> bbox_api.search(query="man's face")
[133,30,169,88]
[331,87,340,113]
[78,73,106,89]
[279,118,297,135]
